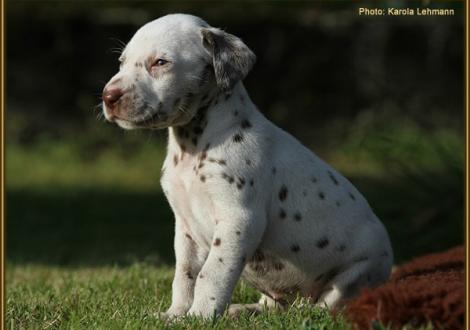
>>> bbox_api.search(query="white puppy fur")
[102,14,393,318]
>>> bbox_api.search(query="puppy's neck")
[168,82,255,156]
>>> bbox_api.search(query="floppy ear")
[201,27,256,91]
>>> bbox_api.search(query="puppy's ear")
[201,27,256,91]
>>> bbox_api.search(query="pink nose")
[102,87,123,109]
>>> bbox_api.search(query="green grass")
[6,119,463,329]
[6,263,351,330]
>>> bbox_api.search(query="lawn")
[7,264,358,329]
[6,121,463,329]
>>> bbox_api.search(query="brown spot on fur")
[222,173,234,184]
[173,155,178,166]
[200,175,206,182]
[233,133,243,143]
[272,167,277,175]
[241,119,252,129]
[251,249,265,263]
[186,271,194,279]
[213,238,221,246]
[318,192,325,200]
[273,262,284,271]
[294,212,302,221]
[328,171,339,185]
[349,192,356,201]
[251,263,268,275]
[279,185,288,201]
[249,179,254,186]
[218,258,223,263]
[236,231,241,235]
[234,110,239,116]
[246,159,252,166]
[210,297,215,301]
[217,159,226,166]
[291,244,300,252]
[185,233,192,240]
[279,209,286,219]
[311,176,318,183]
[336,201,341,207]
[236,177,246,189]
[316,238,329,249]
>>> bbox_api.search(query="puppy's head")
[102,14,256,130]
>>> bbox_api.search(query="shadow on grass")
[7,174,463,267]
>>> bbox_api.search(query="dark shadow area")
[6,188,175,266]
[353,176,463,263]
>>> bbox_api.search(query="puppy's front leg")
[164,215,206,318]
[188,209,266,318]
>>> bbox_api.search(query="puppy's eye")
[153,59,168,67]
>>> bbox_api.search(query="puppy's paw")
[157,307,187,322]
[187,306,220,319]
[228,303,264,317]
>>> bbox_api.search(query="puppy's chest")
[161,153,216,245]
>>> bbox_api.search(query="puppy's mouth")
[133,111,169,126]
[114,111,170,129]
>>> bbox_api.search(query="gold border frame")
[0,2,467,329]
[1,0,5,327]
[465,0,468,328]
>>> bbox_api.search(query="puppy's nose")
[102,87,123,109]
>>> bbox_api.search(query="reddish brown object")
[342,246,465,330]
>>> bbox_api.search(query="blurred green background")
[6,1,464,267]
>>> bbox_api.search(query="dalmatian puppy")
[102,13,393,318]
